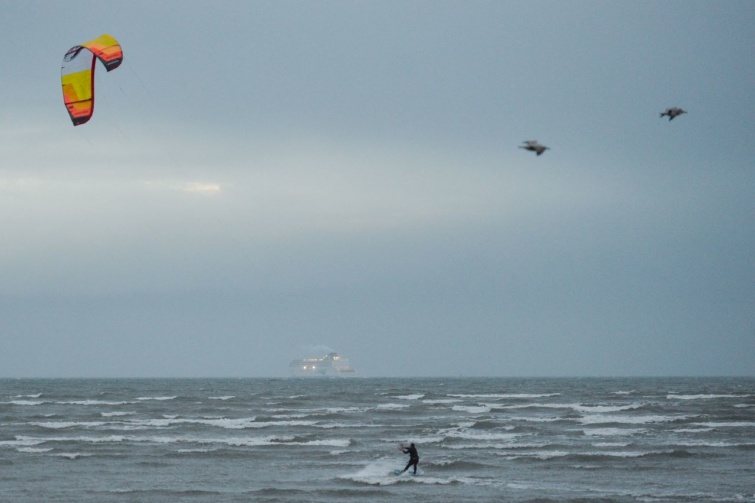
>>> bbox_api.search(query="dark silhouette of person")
[400,442,419,474]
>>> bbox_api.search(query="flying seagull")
[660,107,687,121]
[519,140,549,156]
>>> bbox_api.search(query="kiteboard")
[394,468,423,476]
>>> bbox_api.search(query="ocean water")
[1,377,753,502]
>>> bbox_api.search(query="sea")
[1,377,753,502]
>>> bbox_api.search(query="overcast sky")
[1,1,753,377]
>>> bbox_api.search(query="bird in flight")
[519,140,550,156]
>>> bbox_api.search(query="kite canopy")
[61,34,123,126]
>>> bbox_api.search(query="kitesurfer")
[400,442,419,475]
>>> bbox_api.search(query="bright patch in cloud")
[143,181,222,194]
[181,182,222,194]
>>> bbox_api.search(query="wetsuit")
[401,444,419,474]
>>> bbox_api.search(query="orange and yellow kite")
[61,34,123,126]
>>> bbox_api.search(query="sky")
[1,1,753,378]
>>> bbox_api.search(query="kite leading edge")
[61,34,123,126]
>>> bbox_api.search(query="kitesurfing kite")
[61,34,123,126]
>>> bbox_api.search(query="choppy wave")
[395,394,424,400]
[376,403,410,410]
[16,447,53,453]
[51,452,92,460]
[667,394,747,400]
[445,430,523,441]
[503,449,695,461]
[452,404,492,414]
[582,427,646,436]
[1,377,752,502]
[340,458,463,486]
[449,393,561,399]
[577,414,688,425]
[30,421,108,429]
[693,421,755,428]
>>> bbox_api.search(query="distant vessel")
[289,351,356,378]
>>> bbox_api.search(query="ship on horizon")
[289,350,356,378]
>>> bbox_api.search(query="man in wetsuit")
[400,442,419,474]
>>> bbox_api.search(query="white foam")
[445,441,547,450]
[56,400,132,406]
[29,421,108,429]
[17,447,53,453]
[42,435,126,444]
[591,450,661,458]
[247,419,318,428]
[340,457,402,485]
[123,417,265,430]
[592,442,632,447]
[449,393,560,399]
[667,394,744,400]
[693,421,755,428]
[323,407,365,414]
[583,427,646,436]
[209,396,235,400]
[339,458,455,486]
[396,394,424,400]
[573,403,643,413]
[199,418,260,429]
[272,413,310,419]
[673,440,755,448]
[51,452,92,460]
[101,411,136,417]
[218,435,295,447]
[75,434,296,447]
[497,402,578,411]
[136,396,177,401]
[377,403,410,410]
[422,399,462,404]
[577,414,683,425]
[293,439,351,447]
[315,422,376,429]
[384,434,445,444]
[498,402,642,414]
[504,450,663,460]
[3,400,45,406]
[0,437,46,448]
[446,430,522,442]
[452,404,492,414]
[507,450,571,460]
[509,416,561,423]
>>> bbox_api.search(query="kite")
[61,34,123,126]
